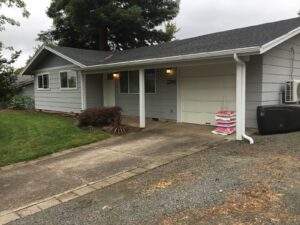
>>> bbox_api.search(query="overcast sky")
[1,0,300,68]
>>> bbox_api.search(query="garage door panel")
[182,112,216,125]
[180,63,236,125]
[182,101,236,113]
[182,89,236,101]
[182,77,235,89]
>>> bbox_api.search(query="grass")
[0,111,110,167]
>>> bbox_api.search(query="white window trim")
[119,69,157,95]
[36,73,50,91]
[59,70,78,90]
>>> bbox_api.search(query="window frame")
[119,70,156,95]
[37,73,50,90]
[59,70,78,90]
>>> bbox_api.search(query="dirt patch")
[159,181,300,225]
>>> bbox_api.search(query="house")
[16,75,34,98]
[21,17,300,143]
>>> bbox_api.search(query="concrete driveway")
[0,121,225,216]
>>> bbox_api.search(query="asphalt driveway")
[0,121,223,214]
[7,131,300,225]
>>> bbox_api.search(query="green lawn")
[0,111,110,167]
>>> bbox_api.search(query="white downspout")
[234,54,254,144]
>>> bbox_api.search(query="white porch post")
[235,62,243,141]
[80,72,87,110]
[139,69,146,128]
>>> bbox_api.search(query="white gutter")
[234,53,254,144]
[82,46,261,71]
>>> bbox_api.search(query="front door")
[103,74,116,107]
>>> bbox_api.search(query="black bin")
[257,105,300,135]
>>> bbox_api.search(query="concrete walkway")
[0,122,225,224]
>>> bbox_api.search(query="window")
[120,72,129,93]
[120,70,156,94]
[129,71,139,93]
[37,74,49,89]
[145,69,156,93]
[60,71,77,89]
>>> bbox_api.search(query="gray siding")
[34,53,73,71]
[262,34,300,106]
[34,69,82,113]
[18,83,34,98]
[115,69,177,120]
[246,55,263,128]
[86,74,103,108]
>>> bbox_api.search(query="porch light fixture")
[166,68,175,76]
[113,72,120,80]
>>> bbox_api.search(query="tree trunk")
[98,26,109,51]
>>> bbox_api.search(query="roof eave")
[20,45,86,76]
[81,46,261,72]
[16,80,34,87]
[260,26,300,54]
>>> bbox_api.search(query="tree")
[0,51,20,102]
[38,0,180,51]
[0,0,29,102]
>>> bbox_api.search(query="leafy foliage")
[78,107,122,127]
[0,0,30,31]
[9,96,34,110]
[0,0,29,102]
[38,0,180,50]
[0,50,20,102]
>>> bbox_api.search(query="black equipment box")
[257,105,300,135]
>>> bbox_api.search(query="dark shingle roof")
[48,45,112,66]
[49,17,300,67]
[16,75,33,86]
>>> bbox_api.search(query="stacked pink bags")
[212,111,236,135]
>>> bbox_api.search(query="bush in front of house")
[9,96,35,110]
[78,107,122,127]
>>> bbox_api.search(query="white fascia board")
[44,46,85,68]
[81,46,261,72]
[260,26,300,54]
[20,46,45,76]
[21,45,86,76]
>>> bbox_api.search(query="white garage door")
[180,63,236,125]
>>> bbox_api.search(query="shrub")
[78,107,122,127]
[9,96,35,110]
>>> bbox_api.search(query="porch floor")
[122,116,235,141]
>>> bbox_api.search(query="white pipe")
[243,133,254,144]
[234,53,254,144]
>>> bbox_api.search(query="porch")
[81,56,252,142]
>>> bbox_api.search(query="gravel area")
[9,131,300,225]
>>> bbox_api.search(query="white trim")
[80,72,87,110]
[82,47,261,71]
[59,70,78,90]
[139,69,145,128]
[32,65,76,73]
[21,45,85,76]
[261,26,300,54]
[176,67,182,123]
[21,47,44,76]
[36,73,50,91]
[44,46,85,68]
